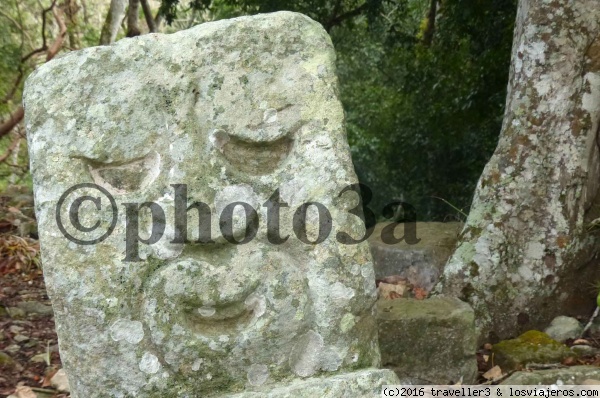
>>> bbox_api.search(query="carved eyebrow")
[225,104,302,144]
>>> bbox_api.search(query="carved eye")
[212,130,293,176]
[84,151,161,194]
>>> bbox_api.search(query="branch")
[1,4,67,139]
[0,8,24,32]
[1,69,24,104]
[0,107,24,139]
[21,0,58,62]
[0,134,23,164]
[324,2,368,32]
[46,6,67,61]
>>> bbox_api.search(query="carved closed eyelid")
[211,127,295,176]
[77,151,161,194]
[209,103,302,175]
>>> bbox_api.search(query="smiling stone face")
[25,11,396,397]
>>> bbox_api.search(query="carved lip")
[152,256,262,335]
[178,289,262,336]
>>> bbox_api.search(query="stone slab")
[376,296,477,384]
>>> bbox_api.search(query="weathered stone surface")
[368,222,461,292]
[501,366,600,385]
[228,368,398,397]
[492,331,573,371]
[25,11,396,398]
[376,296,477,384]
[544,316,583,342]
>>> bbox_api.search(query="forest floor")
[0,261,67,398]
[2,237,600,396]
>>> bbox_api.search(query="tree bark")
[422,0,437,46]
[0,107,24,139]
[99,0,127,45]
[126,0,141,37]
[63,0,81,49]
[435,0,600,341]
[140,0,156,33]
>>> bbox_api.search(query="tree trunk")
[140,0,156,33]
[99,0,127,45]
[435,0,600,341]
[126,0,141,37]
[422,0,437,46]
[63,0,81,49]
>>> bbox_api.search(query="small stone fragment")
[544,316,583,342]
[482,365,503,381]
[247,364,269,386]
[571,345,598,356]
[50,369,70,392]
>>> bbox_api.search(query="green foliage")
[336,0,517,220]
[0,0,517,223]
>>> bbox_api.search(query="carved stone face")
[25,12,380,397]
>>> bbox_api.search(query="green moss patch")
[493,330,574,371]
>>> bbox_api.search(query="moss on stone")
[492,330,574,371]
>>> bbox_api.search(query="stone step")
[376,296,478,384]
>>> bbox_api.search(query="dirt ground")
[0,265,67,398]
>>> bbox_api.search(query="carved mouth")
[182,299,256,336]
[144,256,264,337]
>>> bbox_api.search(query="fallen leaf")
[562,356,577,366]
[42,368,58,387]
[413,287,427,300]
[482,365,503,381]
[12,385,36,398]
[51,368,71,392]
